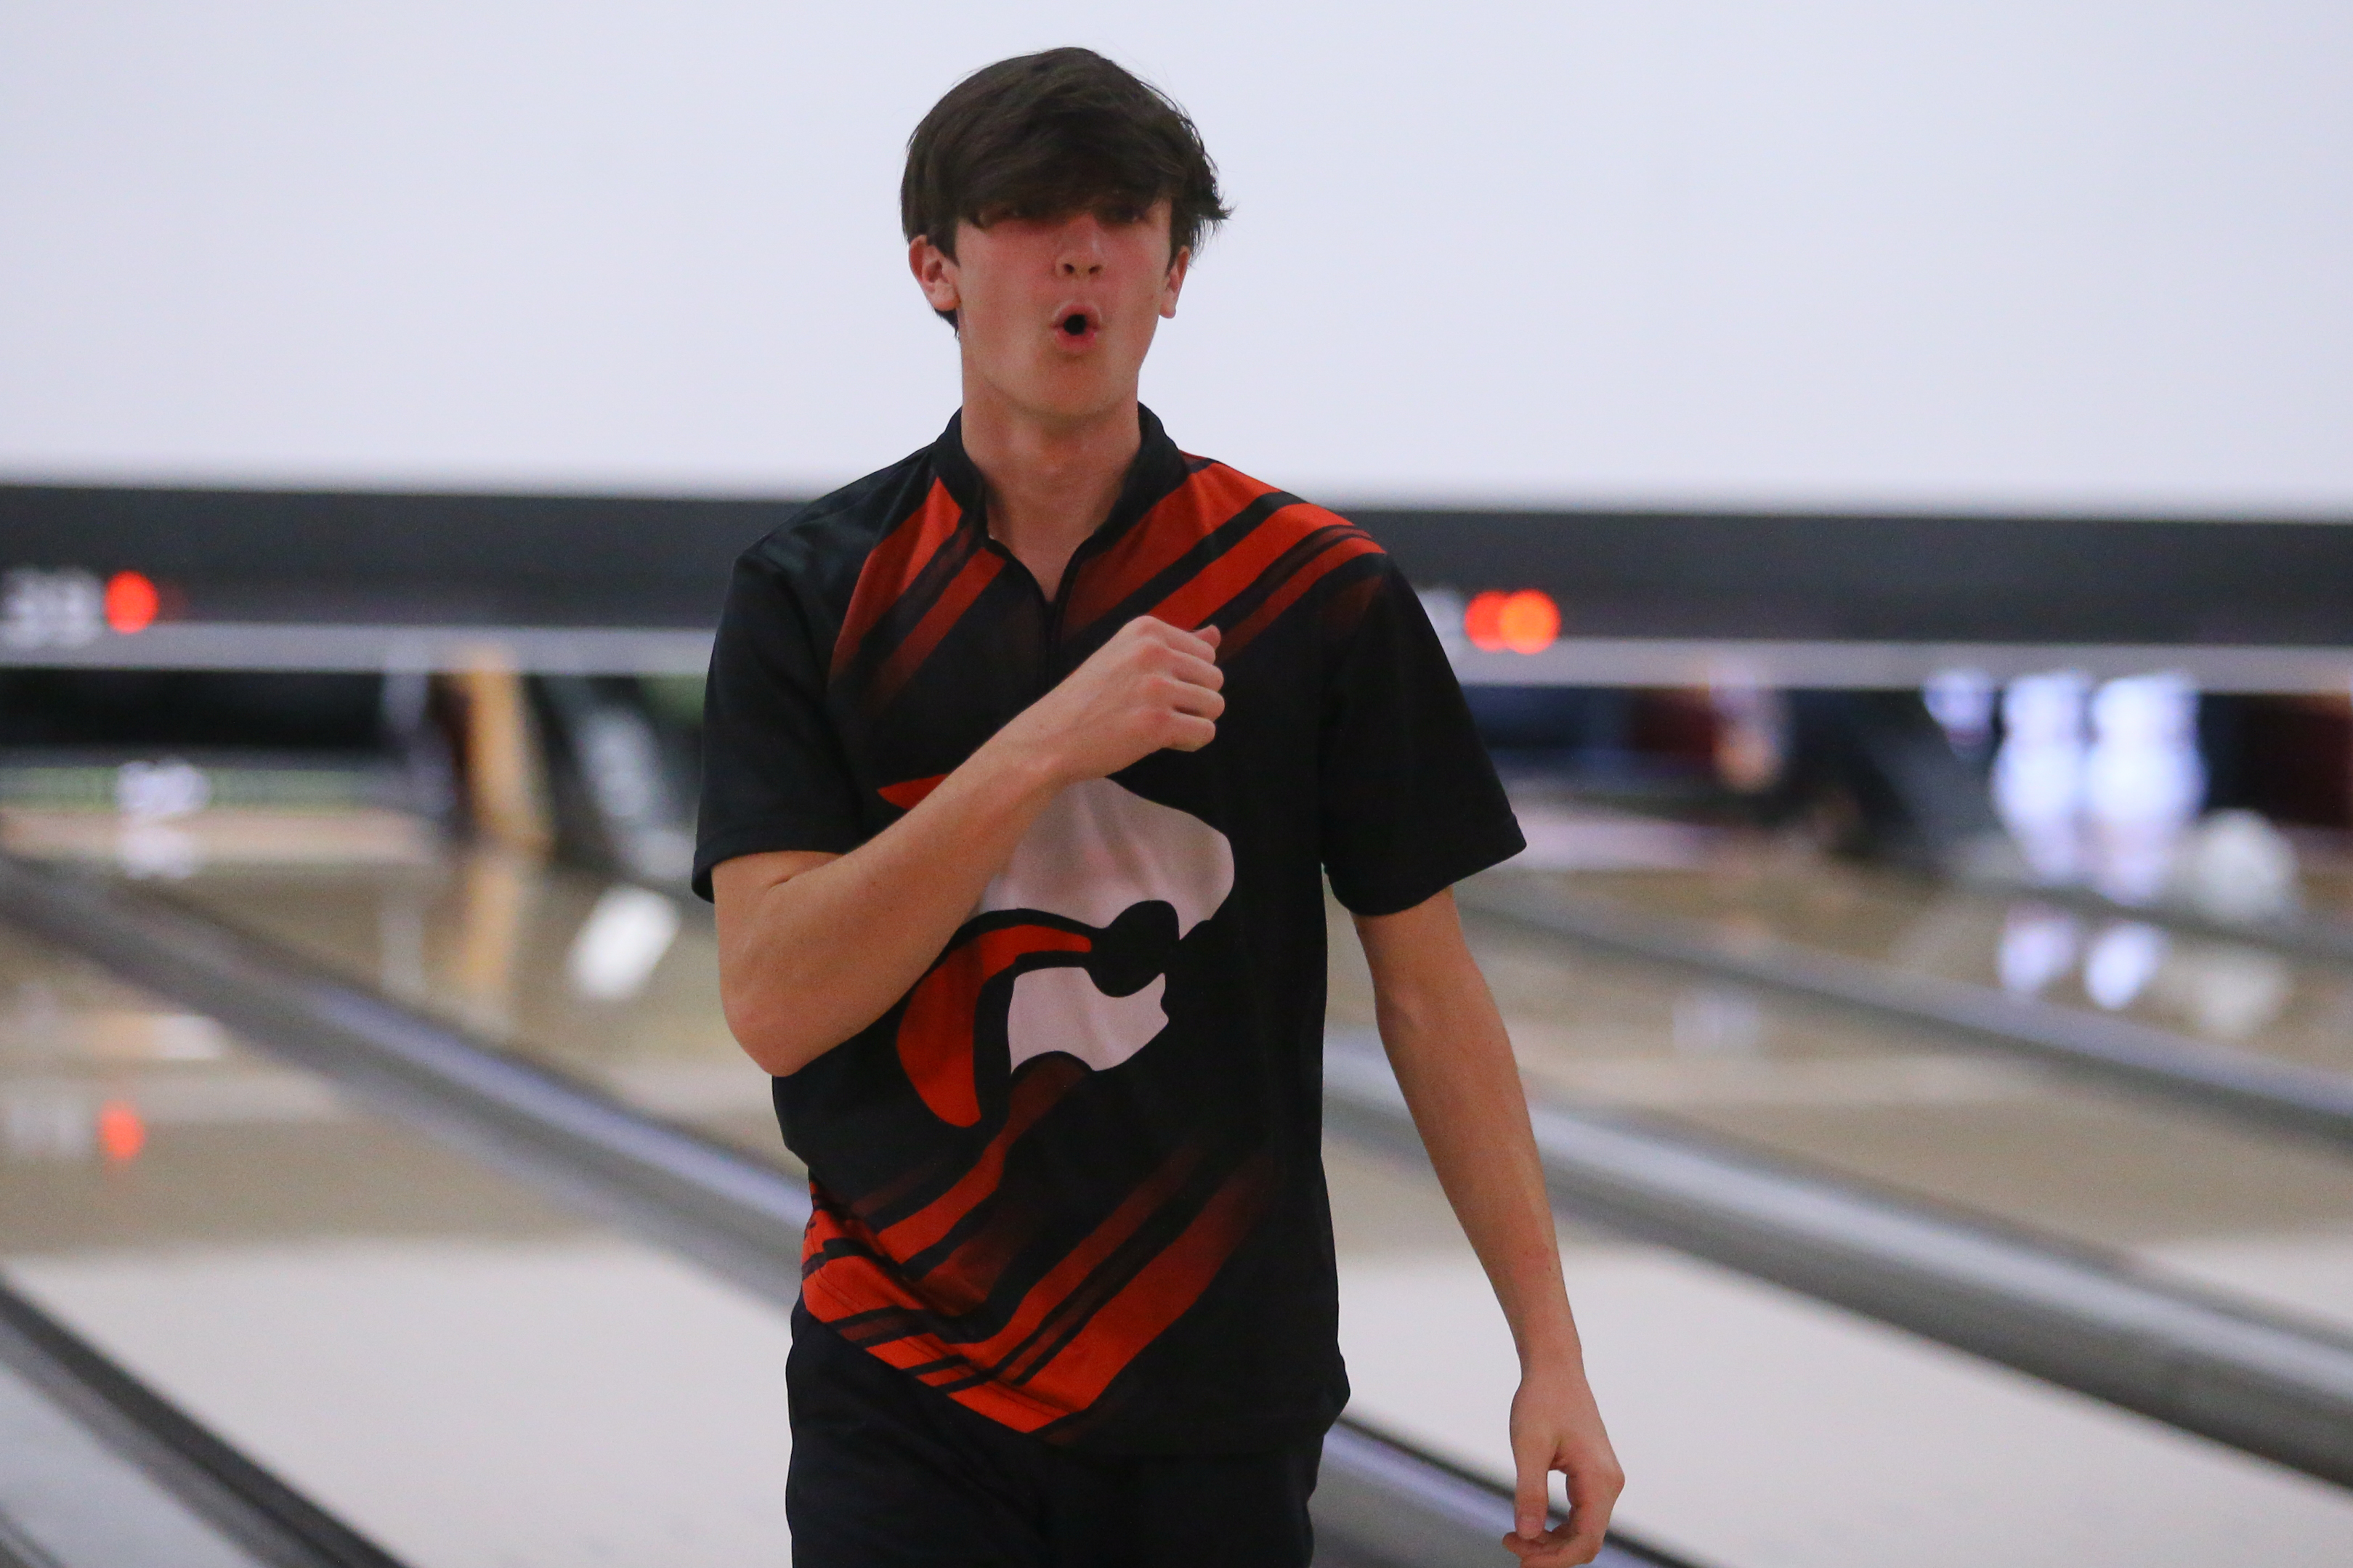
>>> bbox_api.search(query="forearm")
[1358,898,1582,1371]
[715,614,1224,1076]
[1359,893,1622,1561]
[718,735,1063,1073]
[1380,988,1581,1367]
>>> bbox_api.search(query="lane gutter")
[0,1276,409,1568]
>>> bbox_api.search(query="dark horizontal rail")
[1459,874,2353,1153]
[0,855,1695,1568]
[12,480,2353,647]
[0,1276,409,1568]
[1325,1031,2353,1492]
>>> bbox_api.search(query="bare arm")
[713,617,1222,1075]
[1355,890,1623,1567]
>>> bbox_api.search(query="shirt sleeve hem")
[691,822,865,901]
[1328,821,1528,919]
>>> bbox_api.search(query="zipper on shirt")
[1042,529,1111,654]
[981,516,1117,699]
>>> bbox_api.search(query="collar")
[931,405,1189,552]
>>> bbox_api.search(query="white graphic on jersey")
[981,778,1234,1074]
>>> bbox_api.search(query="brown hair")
[902,48,1230,325]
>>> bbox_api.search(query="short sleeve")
[692,553,866,900]
[1319,561,1525,915]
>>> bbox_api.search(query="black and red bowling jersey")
[694,407,1522,1453]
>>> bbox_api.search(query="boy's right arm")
[710,617,1222,1076]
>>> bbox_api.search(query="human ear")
[1159,246,1192,320]
[909,236,962,316]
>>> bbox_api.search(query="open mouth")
[1054,308,1099,346]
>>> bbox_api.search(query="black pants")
[786,1309,1321,1567]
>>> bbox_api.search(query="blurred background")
[4,4,2353,1567]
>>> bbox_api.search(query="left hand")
[1502,1358,1624,1565]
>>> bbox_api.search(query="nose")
[1054,214,1107,278]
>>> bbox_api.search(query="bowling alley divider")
[0,850,1701,1568]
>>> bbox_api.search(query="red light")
[1498,590,1560,654]
[1465,590,1510,651]
[97,1099,147,1163]
[105,571,159,634]
[1463,590,1559,655]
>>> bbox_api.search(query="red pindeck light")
[97,1099,147,1163]
[105,571,159,634]
[1463,590,1560,655]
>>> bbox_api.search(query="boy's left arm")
[1353,888,1624,1567]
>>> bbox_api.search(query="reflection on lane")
[1548,849,2353,1074]
[0,921,794,1567]
[158,852,793,1171]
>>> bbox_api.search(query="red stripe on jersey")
[878,773,947,810]
[870,546,1005,710]
[1003,1152,1272,1409]
[800,1279,1071,1431]
[801,1141,1209,1433]
[833,1320,1067,1432]
[1215,533,1386,660]
[945,1140,1202,1370]
[1145,505,1358,633]
[895,923,1090,1127]
[831,479,963,678]
[801,1196,926,1314]
[879,1055,1088,1262]
[1063,463,1282,632]
[917,1193,1051,1315]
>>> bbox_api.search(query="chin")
[1016,375,1131,425]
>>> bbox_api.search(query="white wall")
[2,2,2347,516]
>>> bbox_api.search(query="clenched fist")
[994,617,1224,784]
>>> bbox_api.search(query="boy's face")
[910,200,1190,425]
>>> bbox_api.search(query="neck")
[959,375,1141,602]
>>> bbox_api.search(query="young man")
[697,47,1620,1568]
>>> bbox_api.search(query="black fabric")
[1317,556,1528,916]
[696,408,1522,1453]
[787,1307,1321,1568]
[694,463,908,879]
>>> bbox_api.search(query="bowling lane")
[23,831,2353,1567]
[0,918,798,1567]
[1504,807,2353,1075]
[1324,896,2353,1338]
